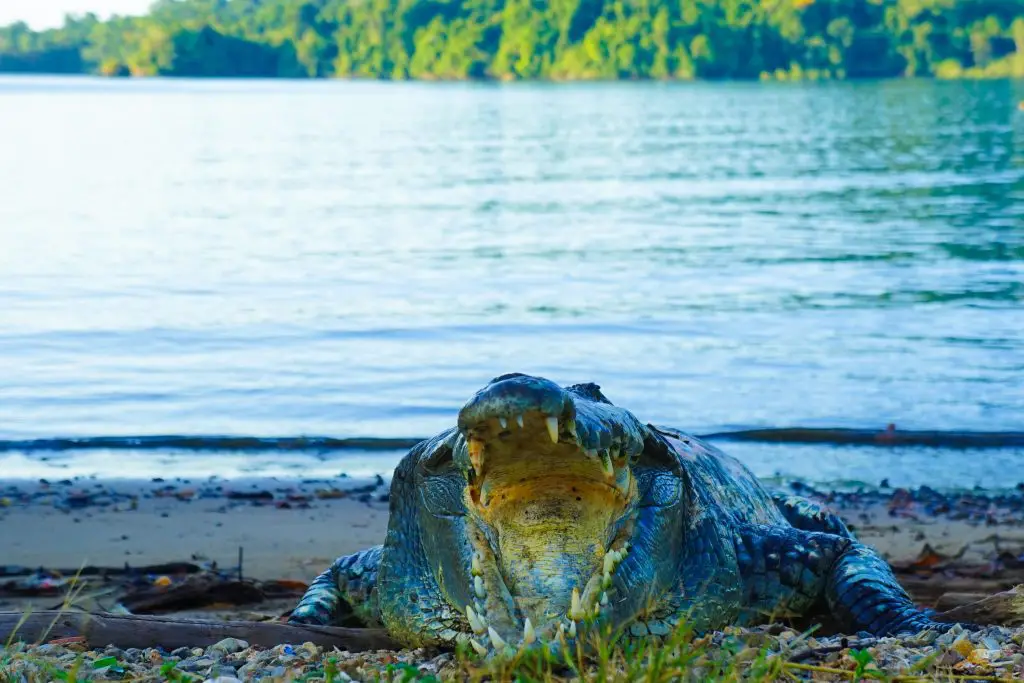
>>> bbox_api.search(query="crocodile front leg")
[734,525,967,635]
[289,546,384,627]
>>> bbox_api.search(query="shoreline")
[3,476,1024,679]
[2,476,1023,597]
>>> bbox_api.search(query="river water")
[1,75,1022,488]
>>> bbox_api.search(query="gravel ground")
[2,623,1024,682]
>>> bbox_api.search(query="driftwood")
[0,612,399,652]
[0,587,1020,653]
[902,576,1024,605]
[936,584,1024,627]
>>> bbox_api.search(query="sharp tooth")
[487,626,508,650]
[545,416,559,443]
[600,450,614,477]
[523,618,536,645]
[568,621,577,638]
[622,541,630,554]
[603,552,616,575]
[468,439,484,470]
[515,414,524,429]
[471,553,483,576]
[474,575,486,599]
[600,591,608,606]
[568,587,584,620]
[603,570,612,589]
[558,623,566,640]
[469,639,488,656]
[479,487,489,507]
[498,416,508,429]
[466,605,487,634]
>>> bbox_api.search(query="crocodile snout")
[457,373,574,441]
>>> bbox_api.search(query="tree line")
[1,0,1022,80]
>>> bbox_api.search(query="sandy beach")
[0,477,391,587]
[3,476,1023,605]
[3,475,1024,680]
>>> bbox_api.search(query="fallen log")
[900,575,1024,605]
[3,587,1021,654]
[933,592,991,612]
[0,612,399,652]
[936,584,1024,627]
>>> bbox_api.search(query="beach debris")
[120,573,268,614]
[225,490,274,501]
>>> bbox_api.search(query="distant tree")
[1,0,1022,80]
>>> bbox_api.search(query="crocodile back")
[649,424,787,528]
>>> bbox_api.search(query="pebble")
[208,637,249,655]
[1,623,1022,681]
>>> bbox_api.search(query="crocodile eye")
[419,471,467,518]
[635,467,682,508]
[421,443,454,471]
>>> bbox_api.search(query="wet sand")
[2,476,1023,610]
[0,477,391,586]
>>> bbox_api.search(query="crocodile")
[289,372,964,655]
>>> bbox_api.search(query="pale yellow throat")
[466,441,635,622]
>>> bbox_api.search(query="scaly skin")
[290,373,966,655]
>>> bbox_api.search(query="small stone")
[952,631,974,658]
[237,662,260,678]
[180,656,216,672]
[981,636,1002,650]
[209,665,239,679]
[735,646,760,662]
[171,647,192,658]
[968,648,998,665]
[905,629,938,646]
[208,637,249,655]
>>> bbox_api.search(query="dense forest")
[1,0,1022,80]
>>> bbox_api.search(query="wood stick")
[2,587,1020,654]
[936,584,1024,627]
[0,611,399,652]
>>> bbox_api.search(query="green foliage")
[1,0,1022,80]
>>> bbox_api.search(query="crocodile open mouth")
[455,378,640,645]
